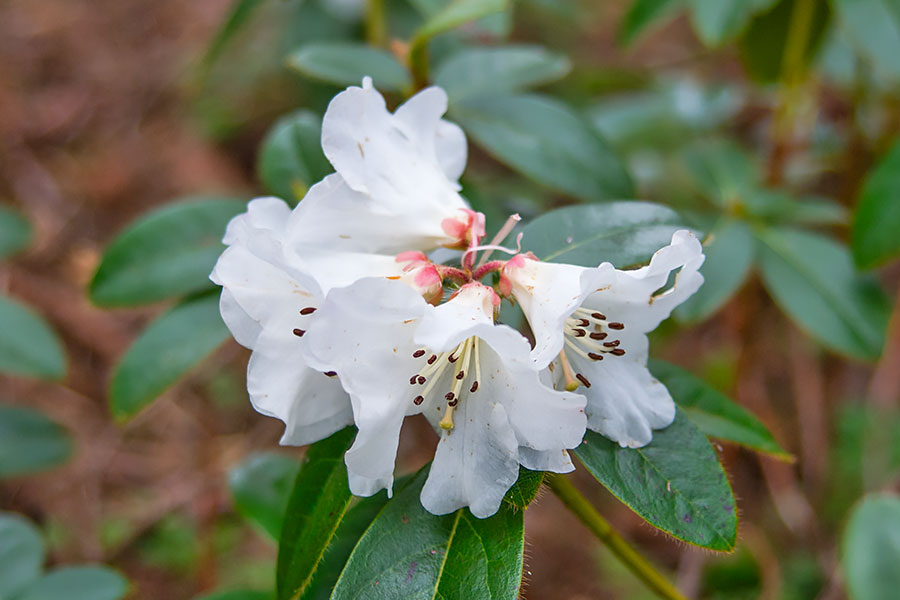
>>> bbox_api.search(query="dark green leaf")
[503,467,544,509]
[453,94,633,202]
[682,139,759,205]
[331,467,524,600]
[675,220,755,322]
[0,296,66,381]
[277,428,356,600]
[415,0,509,41]
[0,512,44,600]
[649,360,791,459]
[198,0,266,78]
[519,201,691,268]
[229,453,300,541]
[299,494,391,600]
[688,0,776,46]
[0,206,32,260]
[0,405,73,478]
[831,0,900,82]
[258,111,331,204]
[756,227,890,361]
[195,590,274,600]
[738,0,832,82]
[14,566,128,600]
[842,493,900,600]
[743,190,848,226]
[287,43,411,92]
[110,292,229,421]
[619,0,685,45]
[852,137,900,268]
[434,45,570,102]
[90,197,246,307]
[574,410,737,551]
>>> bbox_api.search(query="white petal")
[301,278,429,496]
[393,86,467,183]
[218,288,260,349]
[517,447,575,473]
[504,257,615,367]
[568,351,675,448]
[223,196,292,247]
[420,400,519,518]
[247,328,353,446]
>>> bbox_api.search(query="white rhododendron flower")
[286,77,485,257]
[300,279,587,518]
[501,230,705,448]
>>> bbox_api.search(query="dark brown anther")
[456,370,465,380]
[610,348,626,356]
[427,354,438,364]
[324,371,337,377]
[589,332,607,340]
[412,349,426,358]
[577,318,590,327]
[603,340,620,348]
[413,395,425,405]
[588,352,604,361]
[445,392,455,401]
[417,376,426,385]
[448,353,459,363]
[591,312,606,320]
[573,328,586,337]
[410,375,418,385]
[608,322,625,330]
[292,328,305,337]
[300,307,317,315]
[448,398,459,407]
[470,381,479,393]
[576,373,592,388]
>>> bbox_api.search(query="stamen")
[588,352,604,361]
[603,340,620,348]
[410,375,418,385]
[445,392,455,401]
[427,354,437,364]
[590,332,607,340]
[576,373,592,388]
[470,381,479,393]
[456,370,465,380]
[412,349,426,358]
[592,312,606,320]
[576,319,590,327]
[610,348,626,356]
[417,376,426,385]
[300,307,317,315]
[572,328,586,337]
[413,395,424,405]
[292,328,305,337]
[608,322,625,330]
[448,353,459,363]
[324,371,337,377]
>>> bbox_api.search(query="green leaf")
[649,360,791,460]
[0,512,45,600]
[434,45,571,102]
[831,0,900,82]
[14,566,128,600]
[0,405,73,478]
[738,0,832,82]
[257,111,331,204]
[842,493,900,600]
[90,197,246,307]
[502,467,544,509]
[675,220,755,322]
[453,94,633,202]
[299,494,391,600]
[195,590,274,600]
[756,227,890,361]
[110,292,229,421]
[229,453,300,542]
[574,410,738,551]
[415,0,509,41]
[0,296,66,380]
[0,206,32,260]
[852,137,900,268]
[682,139,759,205]
[331,467,525,600]
[198,0,266,78]
[688,0,775,46]
[276,428,356,600]
[619,0,686,45]
[287,43,411,92]
[519,201,691,268]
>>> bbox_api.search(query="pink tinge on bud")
[394,250,443,305]
[441,208,487,249]
[395,250,428,265]
[506,254,527,269]
[449,282,501,317]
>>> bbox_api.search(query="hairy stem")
[545,473,687,600]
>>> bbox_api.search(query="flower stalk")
[545,473,688,600]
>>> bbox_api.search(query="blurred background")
[2,0,899,598]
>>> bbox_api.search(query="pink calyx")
[441,208,486,250]
[394,251,443,305]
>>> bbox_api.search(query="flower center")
[409,336,482,431]
[556,308,626,391]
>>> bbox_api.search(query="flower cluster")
[211,78,705,519]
